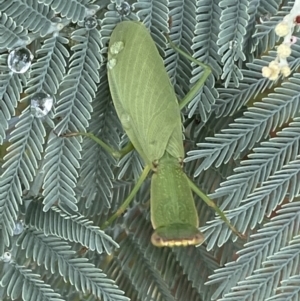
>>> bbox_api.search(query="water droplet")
[229,40,238,50]
[259,13,271,23]
[110,41,124,55]
[30,92,53,118]
[108,58,117,69]
[13,220,24,235]
[1,252,12,263]
[120,113,131,130]
[7,47,33,74]
[84,16,97,30]
[116,1,131,16]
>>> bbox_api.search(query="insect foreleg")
[101,165,152,230]
[166,37,212,110]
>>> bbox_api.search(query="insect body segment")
[151,152,204,247]
[107,21,203,247]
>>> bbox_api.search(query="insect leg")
[187,178,245,239]
[61,132,134,159]
[101,165,152,229]
[166,37,212,110]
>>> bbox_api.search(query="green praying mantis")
[76,21,243,247]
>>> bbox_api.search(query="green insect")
[89,21,241,247]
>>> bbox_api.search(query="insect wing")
[107,21,184,164]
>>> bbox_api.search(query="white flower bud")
[275,22,290,37]
[277,44,292,58]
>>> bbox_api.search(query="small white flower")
[277,44,292,59]
[275,21,290,37]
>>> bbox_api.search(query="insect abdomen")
[150,152,203,247]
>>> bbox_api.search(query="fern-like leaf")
[187,73,300,176]
[37,0,97,23]
[0,263,64,301]
[0,54,25,144]
[0,0,56,37]
[217,0,249,87]
[0,111,45,253]
[218,235,300,300]
[0,11,28,50]
[16,229,127,301]
[206,200,300,299]
[210,118,300,210]
[26,200,119,254]
[25,34,69,95]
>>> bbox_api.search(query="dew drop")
[120,113,131,130]
[259,13,271,23]
[13,220,24,235]
[108,58,117,69]
[116,1,131,16]
[229,40,238,50]
[84,16,98,30]
[110,41,124,55]
[56,23,64,31]
[30,92,53,118]
[7,47,33,74]
[1,252,12,263]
